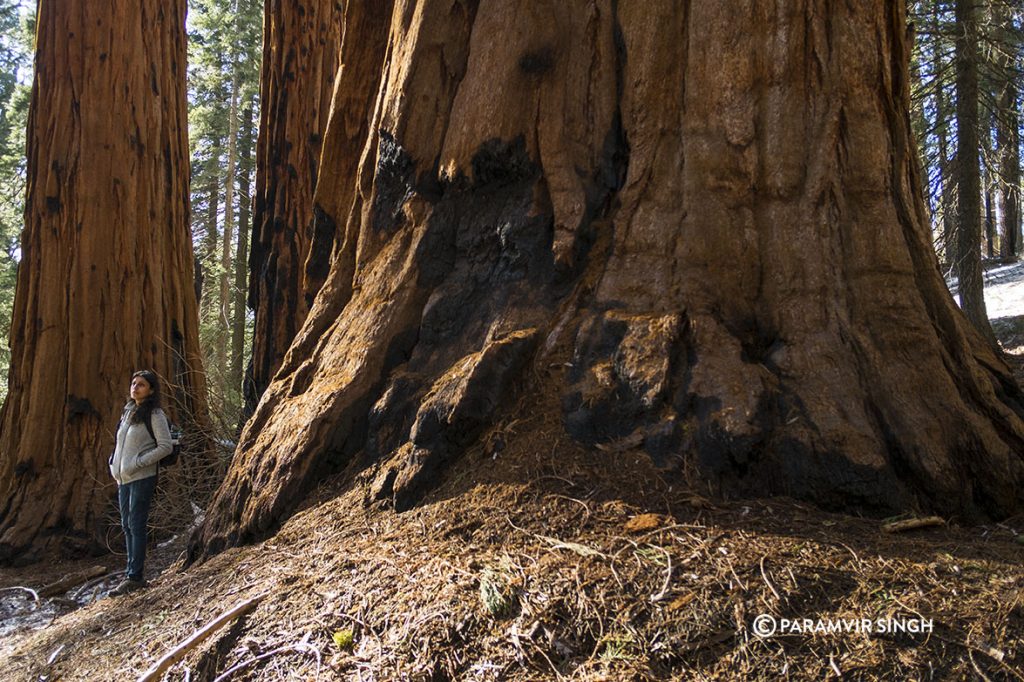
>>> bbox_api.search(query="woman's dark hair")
[129,370,162,425]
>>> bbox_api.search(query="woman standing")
[108,370,172,595]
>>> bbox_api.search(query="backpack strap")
[143,412,157,447]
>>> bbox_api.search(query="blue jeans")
[118,475,157,581]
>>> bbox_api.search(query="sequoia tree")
[0,0,207,560]
[245,0,343,414]
[192,0,1024,559]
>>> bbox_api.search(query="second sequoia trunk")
[191,0,1024,559]
[0,0,207,561]
[246,0,343,416]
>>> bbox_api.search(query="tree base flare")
[189,0,1024,563]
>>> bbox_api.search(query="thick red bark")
[0,0,207,561]
[192,0,1024,561]
[246,0,343,415]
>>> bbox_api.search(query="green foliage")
[188,0,262,425]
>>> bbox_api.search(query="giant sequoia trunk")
[0,0,207,561]
[191,0,1024,560]
[245,0,343,416]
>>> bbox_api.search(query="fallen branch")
[829,654,842,678]
[882,516,945,533]
[137,593,266,682]
[39,565,109,598]
[0,586,40,602]
[47,643,66,666]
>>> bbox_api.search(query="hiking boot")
[110,578,146,596]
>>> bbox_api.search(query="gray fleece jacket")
[108,402,173,485]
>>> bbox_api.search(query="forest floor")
[2,270,1024,680]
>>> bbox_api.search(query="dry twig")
[759,555,781,602]
[882,516,945,533]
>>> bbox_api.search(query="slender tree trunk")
[997,101,1021,261]
[931,1,957,270]
[954,0,997,346]
[199,140,221,331]
[982,112,997,260]
[231,104,254,400]
[985,186,995,259]
[195,150,220,305]
[204,143,221,265]
[996,2,1021,262]
[191,0,1024,563]
[244,0,345,418]
[936,77,956,267]
[910,20,930,217]
[0,0,208,561]
[218,67,239,376]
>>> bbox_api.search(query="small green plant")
[633,545,668,565]
[479,559,516,618]
[598,632,636,662]
[332,628,354,650]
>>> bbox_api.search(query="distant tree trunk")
[219,69,240,375]
[231,104,254,400]
[985,186,995,259]
[194,255,205,306]
[935,38,956,268]
[191,0,1024,563]
[981,113,997,260]
[195,150,220,305]
[910,22,930,214]
[980,110,995,265]
[953,0,997,346]
[204,142,221,265]
[0,0,208,561]
[244,0,345,418]
[995,2,1021,262]
[199,140,221,333]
